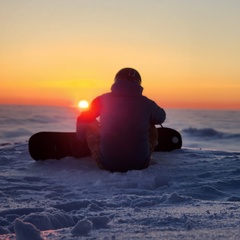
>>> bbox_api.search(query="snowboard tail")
[28,128,182,161]
[155,127,182,152]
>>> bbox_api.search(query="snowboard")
[28,127,182,161]
[28,132,90,161]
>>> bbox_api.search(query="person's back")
[77,68,166,172]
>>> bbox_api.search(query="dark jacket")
[77,80,166,172]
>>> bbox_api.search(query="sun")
[78,100,89,109]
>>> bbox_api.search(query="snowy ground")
[1,142,240,239]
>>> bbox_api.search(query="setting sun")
[1,1,240,110]
[78,100,89,109]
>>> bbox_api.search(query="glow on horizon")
[1,0,240,110]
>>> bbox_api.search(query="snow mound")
[14,218,43,240]
[71,219,92,236]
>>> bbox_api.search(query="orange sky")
[1,1,240,110]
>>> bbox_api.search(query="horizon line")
[0,102,239,111]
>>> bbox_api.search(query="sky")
[1,0,240,110]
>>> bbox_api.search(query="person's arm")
[77,97,101,122]
[76,96,101,141]
[150,102,166,125]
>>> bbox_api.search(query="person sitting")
[77,67,166,172]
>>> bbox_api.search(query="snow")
[0,142,240,239]
[14,218,43,240]
[71,219,92,236]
